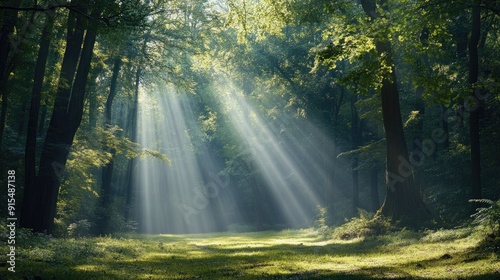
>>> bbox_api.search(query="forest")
[0,0,499,279]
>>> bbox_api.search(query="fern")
[469,199,495,205]
[470,199,500,236]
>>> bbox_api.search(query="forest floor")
[0,227,499,279]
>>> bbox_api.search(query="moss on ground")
[0,228,499,279]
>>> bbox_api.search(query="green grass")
[1,228,499,279]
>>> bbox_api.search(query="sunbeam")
[131,77,349,233]
[215,76,344,228]
[132,85,242,234]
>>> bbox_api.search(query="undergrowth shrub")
[470,199,500,237]
[470,199,500,254]
[67,219,92,237]
[333,209,393,240]
[0,223,49,245]
[122,220,139,232]
[314,206,333,239]
[421,227,474,243]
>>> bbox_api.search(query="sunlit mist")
[131,77,346,233]
[214,76,342,228]
[132,85,241,233]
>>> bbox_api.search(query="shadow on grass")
[10,258,499,280]
[81,251,499,280]
[3,230,499,280]
[196,239,395,257]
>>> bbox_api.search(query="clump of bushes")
[332,210,393,240]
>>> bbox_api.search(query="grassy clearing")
[0,227,499,279]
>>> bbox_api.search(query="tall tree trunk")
[441,105,450,149]
[21,8,98,233]
[0,0,20,150]
[326,86,344,207]
[0,1,19,82]
[38,18,67,136]
[24,13,54,218]
[21,10,85,231]
[351,93,361,213]
[469,1,482,199]
[360,0,428,220]
[412,27,428,172]
[38,101,48,137]
[98,57,122,234]
[0,78,10,150]
[412,87,425,192]
[16,99,27,135]
[412,88,425,153]
[86,67,102,131]
[66,18,97,138]
[125,66,141,221]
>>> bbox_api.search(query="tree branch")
[0,4,108,26]
[0,4,62,12]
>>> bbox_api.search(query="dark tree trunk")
[98,57,122,234]
[125,67,141,221]
[0,1,19,83]
[412,87,425,192]
[24,13,54,221]
[21,10,85,230]
[413,27,429,166]
[38,100,47,137]
[361,0,428,220]
[16,99,27,135]
[86,67,102,131]
[352,158,359,213]
[441,105,450,149]
[66,17,97,137]
[104,58,121,124]
[350,93,361,213]
[38,25,65,138]
[453,15,469,59]
[21,8,97,233]
[469,1,482,199]
[412,87,425,153]
[0,79,9,150]
[0,0,20,150]
[376,43,427,219]
[326,86,344,206]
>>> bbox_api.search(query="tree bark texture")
[23,12,54,225]
[360,0,428,220]
[469,1,482,199]
[21,8,97,233]
[125,66,141,221]
[0,0,20,150]
[351,93,361,213]
[99,57,122,234]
